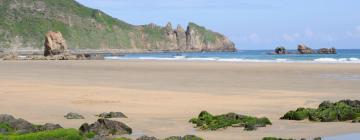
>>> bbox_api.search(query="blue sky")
[76,0,360,50]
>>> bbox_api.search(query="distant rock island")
[0,0,235,52]
[273,44,336,54]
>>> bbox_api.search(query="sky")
[76,0,360,50]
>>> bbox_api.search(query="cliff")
[0,0,236,52]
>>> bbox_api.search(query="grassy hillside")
[0,0,235,51]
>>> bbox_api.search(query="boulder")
[64,112,85,119]
[97,112,127,118]
[44,31,68,56]
[79,119,132,136]
[297,44,314,54]
[318,48,336,54]
[0,114,62,134]
[0,114,36,133]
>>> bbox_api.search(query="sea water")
[105,49,360,63]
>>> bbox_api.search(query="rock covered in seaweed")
[189,111,271,131]
[281,100,360,122]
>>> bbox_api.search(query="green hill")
[0,0,235,52]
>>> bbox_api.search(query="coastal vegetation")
[189,111,272,131]
[281,100,360,122]
[0,128,85,140]
[0,0,235,52]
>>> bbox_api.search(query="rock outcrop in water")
[318,47,336,54]
[274,46,287,54]
[297,44,314,54]
[297,44,337,54]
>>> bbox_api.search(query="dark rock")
[44,31,68,57]
[318,48,336,54]
[137,135,159,140]
[275,46,287,54]
[64,112,85,119]
[297,44,314,54]
[79,119,132,136]
[37,123,62,131]
[0,114,36,133]
[98,112,127,118]
[76,54,91,60]
[0,114,62,134]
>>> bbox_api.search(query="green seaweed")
[189,111,271,131]
[281,100,360,122]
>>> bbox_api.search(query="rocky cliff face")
[0,0,236,52]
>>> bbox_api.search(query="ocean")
[105,49,360,63]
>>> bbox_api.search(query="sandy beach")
[0,60,360,140]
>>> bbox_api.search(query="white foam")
[105,56,360,64]
[313,58,360,63]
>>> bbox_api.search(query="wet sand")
[0,60,360,139]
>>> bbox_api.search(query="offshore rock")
[297,44,314,54]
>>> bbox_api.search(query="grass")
[281,100,360,122]
[188,22,217,43]
[0,129,85,140]
[189,111,272,131]
[0,123,14,134]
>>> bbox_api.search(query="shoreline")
[0,61,360,139]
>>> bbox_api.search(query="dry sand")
[0,60,360,139]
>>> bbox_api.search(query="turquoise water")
[105,49,360,63]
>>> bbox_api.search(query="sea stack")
[297,44,314,54]
[44,31,68,56]
[318,48,337,54]
[275,46,287,54]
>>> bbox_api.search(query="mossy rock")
[281,100,360,122]
[189,111,271,131]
